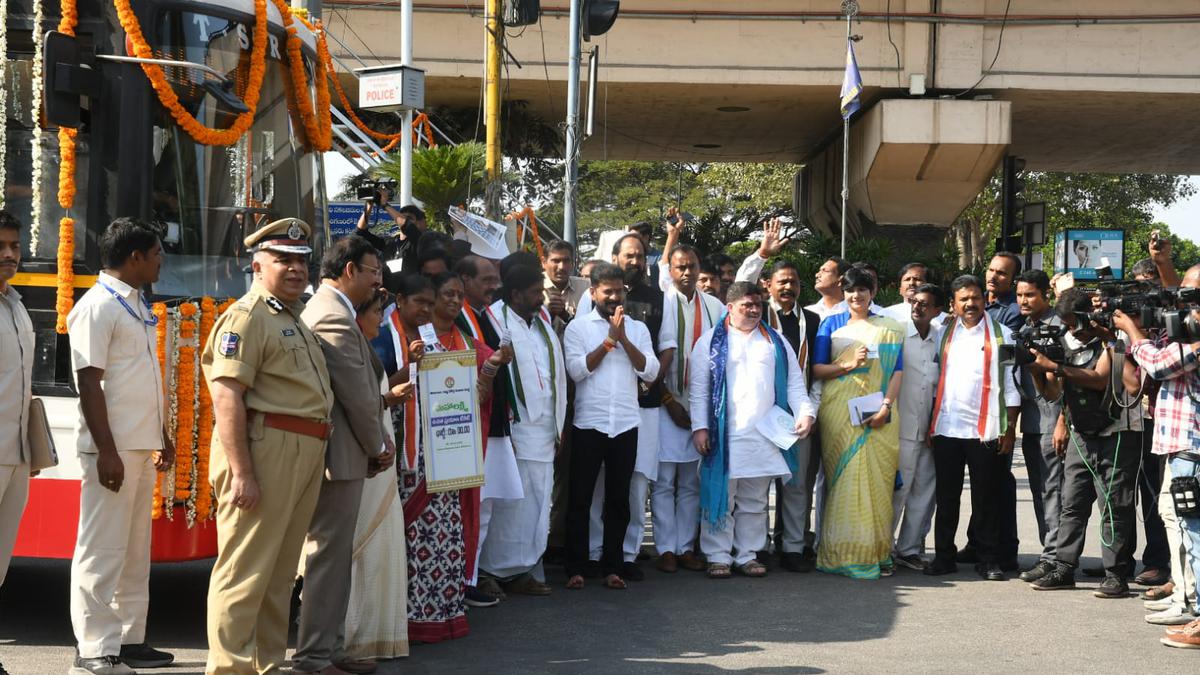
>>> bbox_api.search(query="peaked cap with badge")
[244,218,313,255]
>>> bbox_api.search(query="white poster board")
[419,350,485,492]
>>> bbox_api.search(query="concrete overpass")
[322,1,1200,235]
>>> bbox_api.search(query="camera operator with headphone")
[1119,262,1200,648]
[1023,288,1144,599]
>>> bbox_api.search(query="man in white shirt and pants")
[891,284,945,571]
[653,244,724,573]
[480,265,567,595]
[563,262,659,590]
[925,275,1020,582]
[0,212,35,598]
[67,219,175,675]
[690,282,815,578]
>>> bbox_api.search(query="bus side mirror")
[43,30,100,129]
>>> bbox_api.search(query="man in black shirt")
[354,191,427,279]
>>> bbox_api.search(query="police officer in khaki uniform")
[201,219,334,675]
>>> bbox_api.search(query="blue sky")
[1152,176,1200,244]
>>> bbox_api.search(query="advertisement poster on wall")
[1054,229,1125,280]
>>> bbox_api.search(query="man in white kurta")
[653,245,725,572]
[689,283,814,574]
[479,266,567,593]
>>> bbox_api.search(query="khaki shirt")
[0,285,35,464]
[67,272,166,453]
[201,283,333,421]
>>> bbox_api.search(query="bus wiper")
[96,54,250,114]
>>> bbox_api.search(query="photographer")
[355,185,427,274]
[1119,263,1200,645]
[1012,271,1068,584]
[1026,289,1143,598]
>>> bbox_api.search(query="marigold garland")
[52,0,80,333]
[274,4,332,151]
[173,303,198,508]
[151,302,169,520]
[195,297,219,521]
[114,0,269,146]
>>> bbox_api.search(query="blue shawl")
[700,317,798,531]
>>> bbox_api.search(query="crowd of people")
[1,203,1200,675]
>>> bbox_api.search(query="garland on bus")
[0,0,9,211]
[151,302,169,519]
[54,0,79,333]
[30,0,46,250]
[114,0,269,146]
[280,7,332,151]
[174,303,198,523]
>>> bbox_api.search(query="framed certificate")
[419,349,485,492]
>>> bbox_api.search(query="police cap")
[244,218,313,255]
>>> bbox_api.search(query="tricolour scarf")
[699,316,796,531]
[928,316,1009,442]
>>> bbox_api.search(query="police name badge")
[218,332,241,356]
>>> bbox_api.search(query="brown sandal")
[603,574,627,589]
[735,560,768,577]
[707,563,732,579]
[565,574,585,590]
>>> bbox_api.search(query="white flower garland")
[0,0,9,210]
[29,0,45,252]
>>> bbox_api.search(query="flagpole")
[840,11,851,259]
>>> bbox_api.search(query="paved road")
[2,457,1191,674]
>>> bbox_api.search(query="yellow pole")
[485,0,503,222]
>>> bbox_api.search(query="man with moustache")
[541,240,589,335]
[579,234,668,580]
[202,219,334,674]
[925,275,1020,581]
[0,212,34,614]
[697,260,722,299]
[294,236,394,675]
[564,262,660,590]
[67,218,175,674]
[652,243,725,573]
[806,256,850,319]
[454,255,518,606]
[884,263,940,324]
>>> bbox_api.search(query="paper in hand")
[418,323,441,352]
[848,392,884,426]
[755,406,801,450]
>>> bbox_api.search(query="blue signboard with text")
[327,202,365,240]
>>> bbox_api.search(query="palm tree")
[373,142,486,232]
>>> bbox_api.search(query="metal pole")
[840,15,850,259]
[484,0,503,222]
[400,0,414,206]
[563,0,582,247]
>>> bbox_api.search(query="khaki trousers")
[70,450,156,658]
[205,427,325,675]
[0,462,31,587]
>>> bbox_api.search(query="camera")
[1085,282,1200,342]
[1000,322,1067,367]
[357,179,398,205]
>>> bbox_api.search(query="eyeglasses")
[912,300,935,310]
[358,262,382,276]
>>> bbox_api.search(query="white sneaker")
[1146,604,1199,626]
[1144,598,1175,611]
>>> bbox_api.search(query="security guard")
[200,218,334,675]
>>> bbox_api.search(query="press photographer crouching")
[1024,288,1144,598]
[1119,263,1200,648]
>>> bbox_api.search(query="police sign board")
[355,64,425,112]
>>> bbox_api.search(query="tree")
[373,143,487,231]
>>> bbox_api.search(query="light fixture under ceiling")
[693,143,722,149]
[716,106,751,113]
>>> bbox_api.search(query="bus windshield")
[149,9,324,299]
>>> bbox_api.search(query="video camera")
[357,179,398,205]
[1080,282,1200,342]
[1000,322,1068,367]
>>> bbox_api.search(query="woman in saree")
[344,288,411,661]
[811,266,905,579]
[391,271,510,643]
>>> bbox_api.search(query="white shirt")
[932,317,1020,440]
[808,299,885,319]
[564,307,659,438]
[898,318,942,442]
[689,326,815,479]
[884,301,948,328]
[0,285,35,465]
[491,301,567,461]
[67,272,166,453]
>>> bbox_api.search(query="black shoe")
[1082,565,1106,578]
[543,546,566,566]
[1019,560,1057,583]
[464,586,500,608]
[1000,558,1019,572]
[1031,566,1076,590]
[1094,575,1130,599]
[636,549,652,562]
[621,561,645,582]
[582,560,603,578]
[118,643,173,669]
[780,552,814,573]
[976,562,1006,581]
[923,559,958,576]
[72,655,135,674]
[755,550,773,567]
